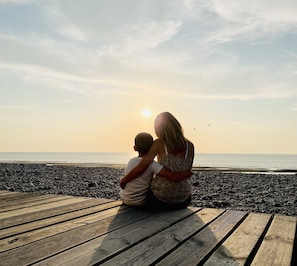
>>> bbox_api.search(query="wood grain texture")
[204,212,271,266]
[251,214,297,266]
[0,191,295,266]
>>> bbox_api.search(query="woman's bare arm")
[158,168,192,182]
[187,141,195,166]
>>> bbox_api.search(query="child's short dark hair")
[135,132,153,155]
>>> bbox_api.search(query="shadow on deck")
[0,190,296,265]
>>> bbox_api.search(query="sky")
[0,0,296,154]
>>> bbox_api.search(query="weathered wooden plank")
[0,191,48,202]
[0,200,121,240]
[0,198,112,229]
[0,191,295,266]
[0,206,153,265]
[0,191,20,196]
[0,194,74,212]
[0,192,42,202]
[35,206,203,266]
[0,204,126,252]
[0,197,89,219]
[98,208,225,266]
[0,192,55,205]
[0,190,10,194]
[204,212,272,266]
[156,210,247,265]
[251,214,297,266]
[0,190,24,196]
[0,199,122,239]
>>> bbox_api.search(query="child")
[119,132,191,206]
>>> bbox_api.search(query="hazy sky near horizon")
[0,0,296,154]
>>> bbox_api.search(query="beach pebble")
[0,163,296,216]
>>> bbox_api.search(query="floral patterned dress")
[150,143,192,203]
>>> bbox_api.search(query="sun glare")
[141,109,152,118]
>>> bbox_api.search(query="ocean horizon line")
[0,152,296,171]
[0,151,297,156]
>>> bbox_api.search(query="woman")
[120,112,194,210]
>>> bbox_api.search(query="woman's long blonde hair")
[154,112,186,153]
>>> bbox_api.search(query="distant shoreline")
[1,162,296,216]
[1,161,296,174]
[1,152,296,172]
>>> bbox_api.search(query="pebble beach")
[1,163,296,216]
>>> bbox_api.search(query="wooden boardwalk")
[0,190,296,266]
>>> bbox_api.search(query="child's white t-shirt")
[119,157,163,206]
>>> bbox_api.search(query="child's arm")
[158,168,192,182]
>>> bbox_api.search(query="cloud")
[0,61,126,98]
[100,20,182,55]
[95,19,183,70]
[1,0,297,103]
[281,48,297,59]
[0,31,98,73]
[0,0,34,3]
[0,105,35,109]
[289,104,297,111]
[57,25,88,42]
[197,0,297,45]
[209,0,297,23]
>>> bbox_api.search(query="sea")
[0,152,296,171]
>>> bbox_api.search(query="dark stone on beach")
[190,170,297,216]
[0,163,296,216]
[212,200,231,207]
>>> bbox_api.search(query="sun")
[141,108,152,118]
